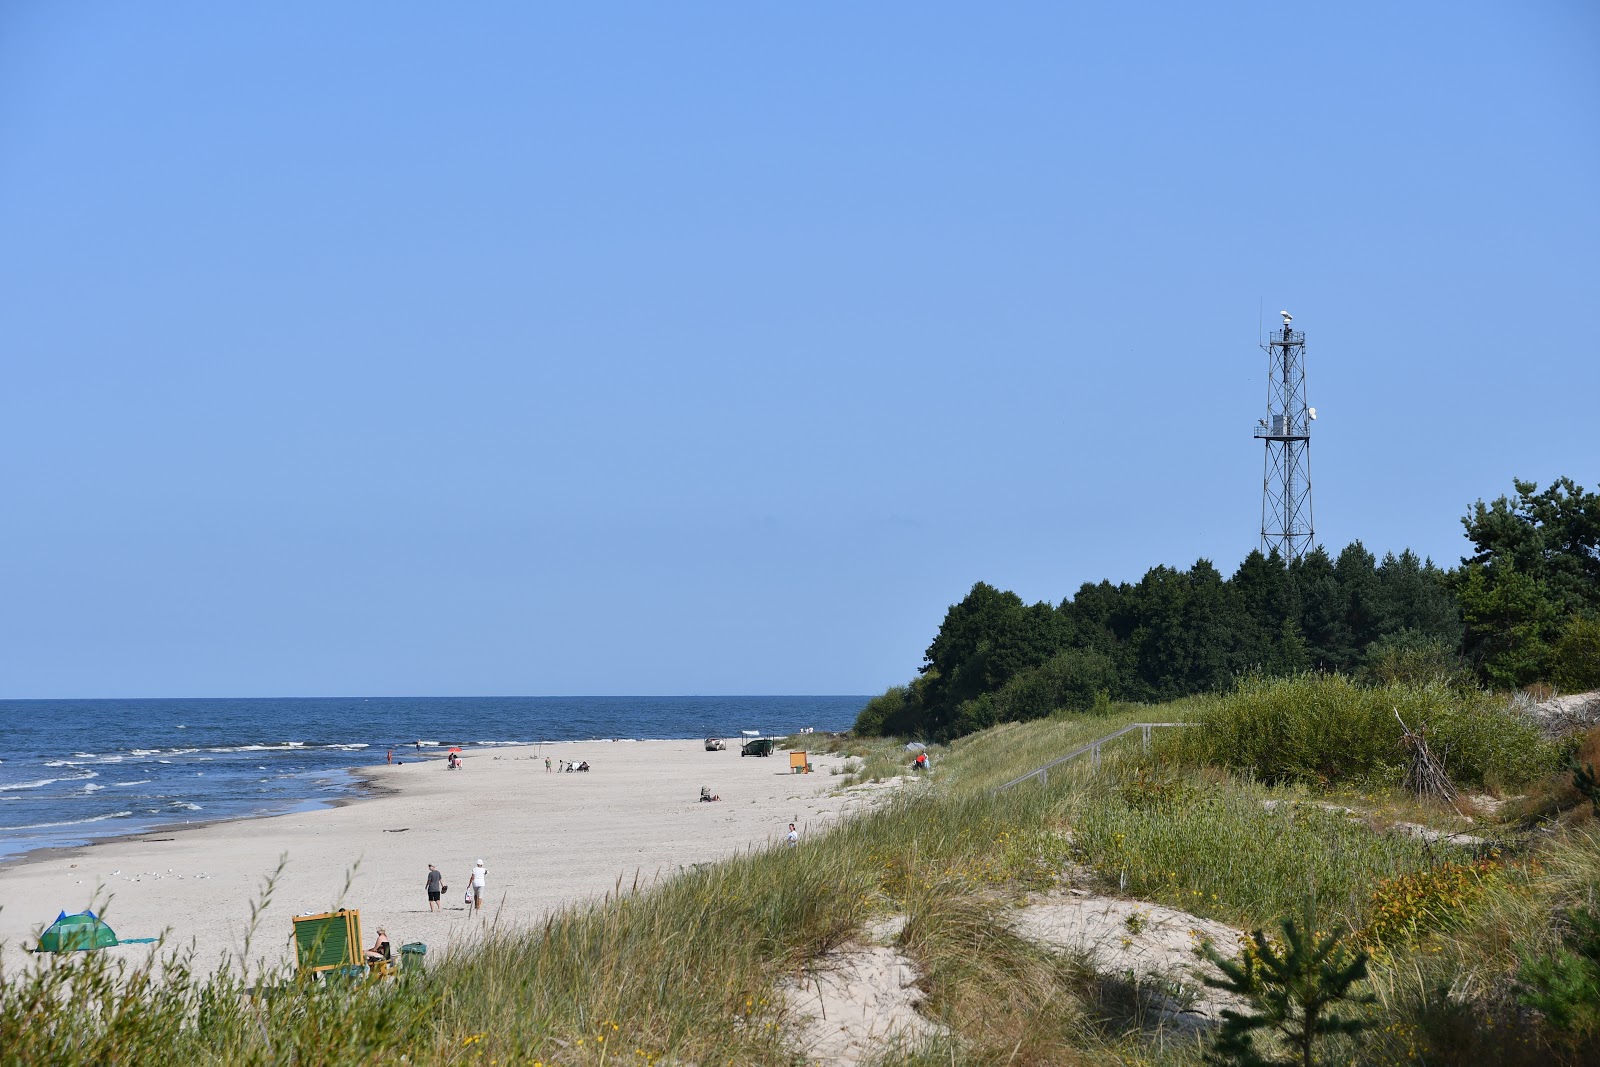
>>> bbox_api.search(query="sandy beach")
[0,740,869,974]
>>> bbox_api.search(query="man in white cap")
[468,858,488,911]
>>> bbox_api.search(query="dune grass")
[1158,674,1561,791]
[4,682,1596,1066]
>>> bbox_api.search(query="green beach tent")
[37,910,119,952]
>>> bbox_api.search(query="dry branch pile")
[1394,708,1459,805]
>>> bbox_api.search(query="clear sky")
[2,3,1596,699]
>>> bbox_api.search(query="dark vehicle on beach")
[740,738,775,757]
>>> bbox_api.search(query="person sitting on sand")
[364,927,391,963]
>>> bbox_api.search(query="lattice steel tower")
[1253,310,1315,559]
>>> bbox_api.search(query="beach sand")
[0,740,867,974]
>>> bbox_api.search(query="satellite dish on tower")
[1308,407,1317,420]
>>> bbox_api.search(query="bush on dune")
[1161,674,1559,791]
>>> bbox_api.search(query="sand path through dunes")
[0,741,861,974]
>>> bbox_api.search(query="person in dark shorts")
[426,863,443,912]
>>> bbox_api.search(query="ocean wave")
[0,810,132,832]
[0,770,98,792]
[169,801,203,811]
[83,783,105,793]
[112,779,154,787]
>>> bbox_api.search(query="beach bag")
[441,884,448,895]
[464,888,473,905]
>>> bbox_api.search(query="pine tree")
[1198,911,1375,1067]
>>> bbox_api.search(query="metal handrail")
[995,722,1196,792]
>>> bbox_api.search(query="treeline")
[856,476,1600,741]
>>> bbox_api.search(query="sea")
[0,695,867,861]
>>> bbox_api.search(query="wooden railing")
[994,722,1195,792]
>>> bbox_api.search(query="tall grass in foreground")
[3,688,1592,1066]
[1159,674,1561,790]
[0,784,1126,1066]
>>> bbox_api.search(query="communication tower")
[1253,310,1315,560]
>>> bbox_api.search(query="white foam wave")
[112,779,154,787]
[83,783,105,793]
[0,811,132,831]
[170,802,202,811]
[0,770,98,791]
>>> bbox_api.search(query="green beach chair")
[292,909,365,978]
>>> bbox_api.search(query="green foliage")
[1551,615,1600,692]
[1358,629,1470,689]
[1568,755,1600,817]
[1199,912,1375,1067]
[1458,477,1600,687]
[1066,774,1438,931]
[989,647,1116,722]
[1516,905,1600,1041]
[1161,674,1559,790]
[1461,476,1600,621]
[1456,562,1558,688]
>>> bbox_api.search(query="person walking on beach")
[786,823,799,848]
[425,863,443,912]
[545,756,552,773]
[467,858,487,912]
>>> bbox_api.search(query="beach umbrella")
[447,747,461,754]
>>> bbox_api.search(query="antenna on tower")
[1252,310,1314,560]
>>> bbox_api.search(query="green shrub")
[1516,904,1600,1043]
[989,648,1117,723]
[1359,630,1471,689]
[1161,674,1559,790]
[1551,616,1600,692]
[855,681,928,737]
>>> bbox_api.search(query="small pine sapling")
[1198,909,1375,1067]
[1567,756,1600,817]
[1516,904,1600,1040]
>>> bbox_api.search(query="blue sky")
[2,3,1596,698]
